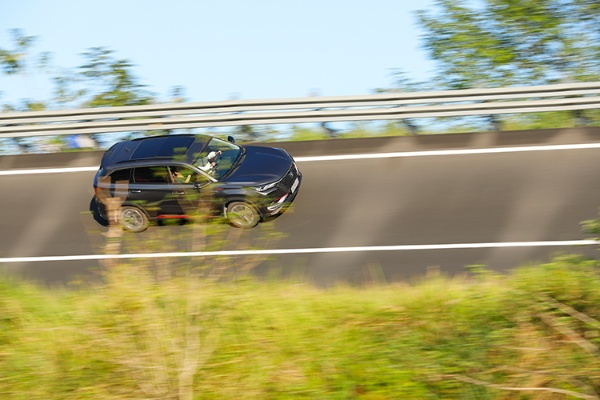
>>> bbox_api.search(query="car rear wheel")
[226,202,260,229]
[120,206,150,232]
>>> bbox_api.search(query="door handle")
[174,191,185,195]
[130,189,142,193]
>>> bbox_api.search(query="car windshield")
[193,137,243,180]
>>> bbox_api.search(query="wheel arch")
[222,196,261,218]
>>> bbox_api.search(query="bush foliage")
[1,255,600,399]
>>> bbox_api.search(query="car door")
[166,166,214,217]
[128,165,173,217]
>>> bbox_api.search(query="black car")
[93,134,301,230]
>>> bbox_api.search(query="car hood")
[223,145,292,185]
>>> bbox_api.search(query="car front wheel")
[120,206,150,232]
[226,202,260,229]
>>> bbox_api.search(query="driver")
[199,150,221,172]
[172,167,192,183]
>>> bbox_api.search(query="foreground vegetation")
[1,254,600,399]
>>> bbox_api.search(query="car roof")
[100,134,210,167]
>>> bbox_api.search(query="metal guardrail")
[1,82,600,138]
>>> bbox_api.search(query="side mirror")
[227,135,236,144]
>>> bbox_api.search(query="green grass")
[1,255,600,399]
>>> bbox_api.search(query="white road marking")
[1,142,600,176]
[0,240,597,263]
[295,142,600,162]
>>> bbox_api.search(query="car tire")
[226,201,260,229]
[120,206,150,232]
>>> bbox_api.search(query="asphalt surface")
[2,128,600,285]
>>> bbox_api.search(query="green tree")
[0,29,51,112]
[416,0,600,89]
[0,29,35,75]
[408,0,600,131]
[1,32,160,110]
[79,47,155,107]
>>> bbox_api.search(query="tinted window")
[133,166,170,184]
[169,166,211,186]
[109,168,131,183]
[131,138,167,159]
[194,137,243,180]
[157,136,195,157]
[188,137,209,160]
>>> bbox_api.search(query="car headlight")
[254,181,278,192]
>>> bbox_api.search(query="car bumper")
[93,196,109,220]
[261,176,302,217]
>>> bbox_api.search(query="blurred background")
[2,0,598,153]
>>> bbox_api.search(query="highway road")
[1,127,600,285]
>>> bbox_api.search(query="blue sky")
[1,0,437,106]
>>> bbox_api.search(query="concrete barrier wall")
[1,127,599,171]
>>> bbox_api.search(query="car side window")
[170,166,211,187]
[133,166,170,184]
[195,172,211,187]
[109,168,131,184]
